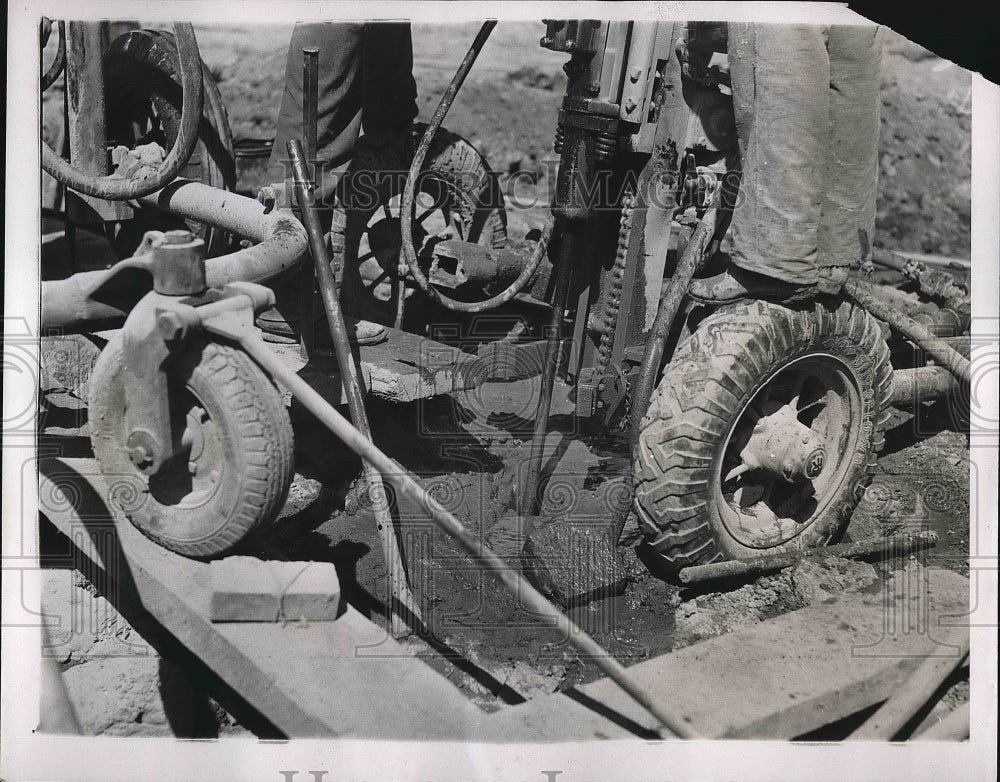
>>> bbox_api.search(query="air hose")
[41,20,66,91]
[41,22,204,201]
[396,20,555,327]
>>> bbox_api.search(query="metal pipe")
[41,23,204,201]
[845,279,972,385]
[42,180,307,329]
[287,139,419,637]
[613,208,718,540]
[519,228,574,519]
[850,636,970,740]
[889,366,961,405]
[297,47,320,356]
[225,327,697,739]
[629,209,717,452]
[677,530,939,585]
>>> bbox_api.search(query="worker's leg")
[263,22,385,343]
[816,24,884,287]
[729,23,832,288]
[361,22,418,140]
[690,24,836,304]
[269,22,365,207]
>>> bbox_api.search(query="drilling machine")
[39,18,971,582]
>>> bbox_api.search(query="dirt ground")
[37,21,973,737]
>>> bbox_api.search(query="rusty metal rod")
[519,227,573,519]
[225,326,697,739]
[678,530,939,585]
[845,279,972,385]
[288,139,419,637]
[850,635,970,740]
[297,47,319,356]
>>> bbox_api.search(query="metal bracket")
[117,229,274,475]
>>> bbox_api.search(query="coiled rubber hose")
[396,20,554,326]
[40,22,204,201]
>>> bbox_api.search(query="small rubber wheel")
[104,29,236,257]
[88,333,294,558]
[632,298,892,575]
[331,124,507,325]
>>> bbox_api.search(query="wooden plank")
[38,456,490,740]
[487,567,970,741]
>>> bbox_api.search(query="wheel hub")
[732,403,827,483]
[716,353,863,549]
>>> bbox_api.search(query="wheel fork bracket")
[118,229,274,475]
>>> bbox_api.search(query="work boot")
[688,265,819,305]
[255,306,387,346]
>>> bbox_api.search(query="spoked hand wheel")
[331,124,507,326]
[632,298,893,575]
[88,333,294,558]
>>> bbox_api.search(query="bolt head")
[128,446,153,469]
[163,229,196,245]
[257,186,277,212]
[157,311,187,341]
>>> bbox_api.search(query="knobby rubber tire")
[89,333,293,558]
[632,298,892,575]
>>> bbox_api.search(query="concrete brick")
[210,557,341,623]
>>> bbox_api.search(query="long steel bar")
[297,47,320,356]
[519,228,574,519]
[678,531,939,585]
[216,317,697,739]
[287,139,419,636]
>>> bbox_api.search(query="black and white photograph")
[3,2,997,780]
